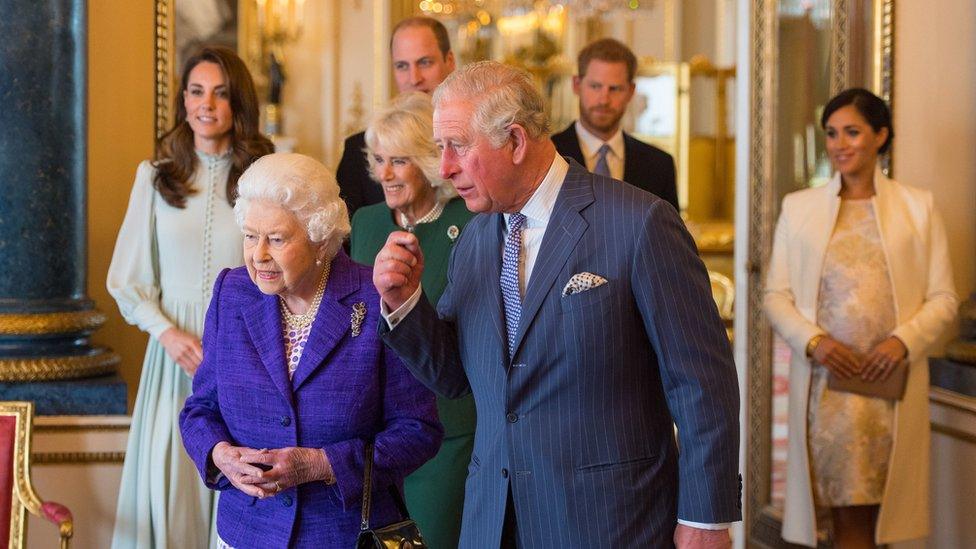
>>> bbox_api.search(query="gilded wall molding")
[830,0,850,95]
[745,0,776,538]
[155,0,173,138]
[0,309,106,335]
[342,81,367,137]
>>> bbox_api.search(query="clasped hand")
[811,335,907,381]
[212,442,331,498]
[373,231,425,312]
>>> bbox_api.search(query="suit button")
[280,416,291,426]
[501,468,509,478]
[282,495,293,507]
[506,412,518,423]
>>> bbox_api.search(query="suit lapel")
[243,294,293,406]
[622,133,643,189]
[510,164,593,360]
[553,125,586,166]
[291,251,360,391]
[483,215,507,351]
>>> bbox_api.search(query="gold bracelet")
[806,334,826,358]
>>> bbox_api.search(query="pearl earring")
[316,258,323,266]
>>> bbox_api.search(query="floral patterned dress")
[808,198,895,507]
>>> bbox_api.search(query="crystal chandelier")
[418,1,655,19]
[550,0,655,19]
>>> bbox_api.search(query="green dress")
[350,197,476,549]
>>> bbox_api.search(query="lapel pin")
[447,225,459,241]
[351,302,366,337]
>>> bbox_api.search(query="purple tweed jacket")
[180,251,443,548]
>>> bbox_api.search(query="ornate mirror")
[744,0,894,546]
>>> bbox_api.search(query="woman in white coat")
[764,88,957,548]
[107,46,273,548]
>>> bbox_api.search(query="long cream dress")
[808,198,895,507]
[108,151,243,549]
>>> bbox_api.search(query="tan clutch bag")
[827,359,909,401]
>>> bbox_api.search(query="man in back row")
[552,38,680,211]
[335,17,456,217]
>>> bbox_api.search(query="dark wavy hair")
[821,88,894,155]
[154,45,274,208]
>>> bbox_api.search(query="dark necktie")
[594,143,611,177]
[500,213,527,359]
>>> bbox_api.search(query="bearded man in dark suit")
[551,38,679,211]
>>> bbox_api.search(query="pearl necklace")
[399,200,445,232]
[279,262,331,330]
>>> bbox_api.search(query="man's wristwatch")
[806,334,826,358]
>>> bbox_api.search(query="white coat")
[763,168,957,546]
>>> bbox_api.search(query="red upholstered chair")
[0,401,73,549]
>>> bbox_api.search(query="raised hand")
[159,327,204,376]
[811,336,861,379]
[372,231,425,311]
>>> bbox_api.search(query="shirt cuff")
[677,520,732,530]
[380,285,423,330]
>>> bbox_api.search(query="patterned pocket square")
[561,272,608,296]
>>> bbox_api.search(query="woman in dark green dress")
[349,91,475,549]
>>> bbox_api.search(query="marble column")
[0,0,118,380]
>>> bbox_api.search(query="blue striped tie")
[500,213,527,359]
[594,143,611,177]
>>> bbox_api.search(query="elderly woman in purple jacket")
[179,153,442,548]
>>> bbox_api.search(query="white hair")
[364,92,456,203]
[432,61,550,148]
[234,153,350,258]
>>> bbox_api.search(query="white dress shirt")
[381,153,729,531]
[575,120,625,181]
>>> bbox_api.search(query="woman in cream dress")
[108,46,273,548]
[764,89,957,548]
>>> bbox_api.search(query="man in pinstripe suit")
[374,61,740,548]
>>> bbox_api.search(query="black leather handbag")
[355,442,428,549]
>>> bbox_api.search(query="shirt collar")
[575,119,624,160]
[504,154,568,231]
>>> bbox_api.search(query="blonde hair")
[432,61,550,148]
[364,92,456,203]
[234,153,350,258]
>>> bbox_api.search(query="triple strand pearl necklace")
[399,200,445,233]
[279,262,331,331]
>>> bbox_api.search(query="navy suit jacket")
[382,160,740,548]
[551,122,680,211]
[180,253,443,548]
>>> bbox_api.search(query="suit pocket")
[575,454,658,473]
[559,282,611,313]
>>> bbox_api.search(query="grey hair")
[234,153,350,258]
[364,92,456,203]
[432,60,550,148]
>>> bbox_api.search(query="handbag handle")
[359,441,412,532]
